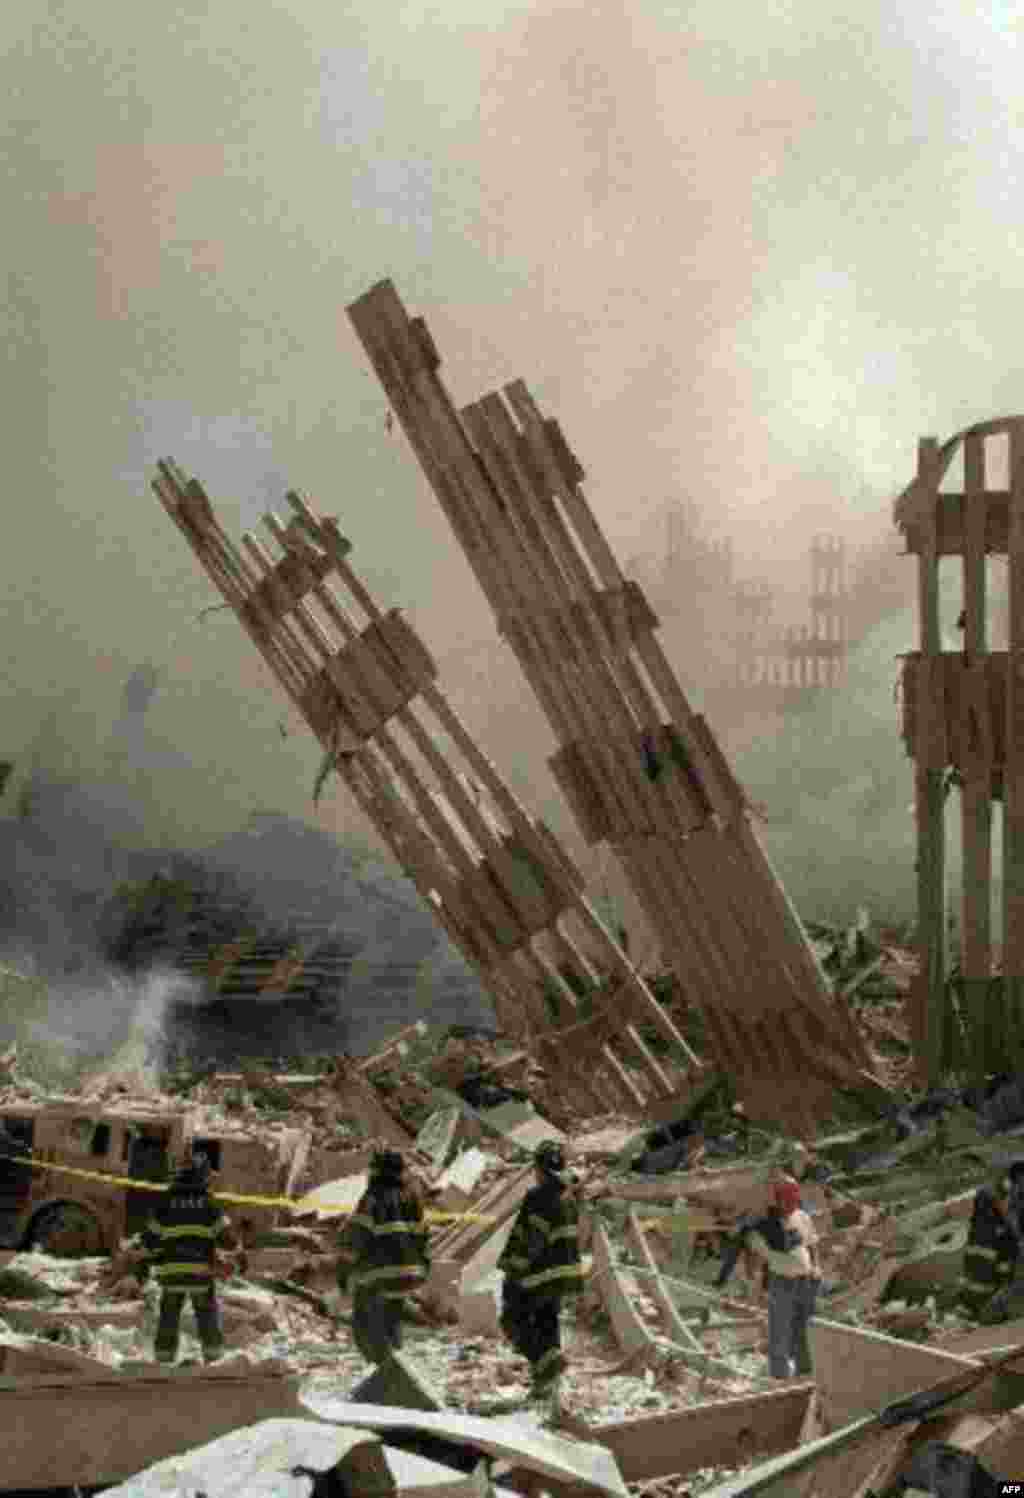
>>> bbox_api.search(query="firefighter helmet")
[370,1149,405,1180]
[534,1140,566,1177]
[175,1151,210,1190]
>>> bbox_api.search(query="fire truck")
[0,1096,310,1256]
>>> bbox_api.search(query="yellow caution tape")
[6,1154,724,1230]
[4,1154,497,1224]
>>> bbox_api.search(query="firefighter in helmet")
[336,1149,431,1365]
[142,1148,228,1365]
[498,1139,585,1407]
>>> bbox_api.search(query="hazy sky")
[3,0,1022,846]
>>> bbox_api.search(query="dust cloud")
[2,0,1021,976]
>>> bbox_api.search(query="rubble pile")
[5,920,1024,1495]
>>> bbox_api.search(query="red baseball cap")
[773,1180,802,1215]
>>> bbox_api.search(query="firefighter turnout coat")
[337,1179,430,1300]
[498,1176,585,1302]
[959,1186,1020,1317]
[142,1178,228,1290]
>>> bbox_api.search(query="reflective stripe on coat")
[498,1179,585,1300]
[337,1182,430,1299]
[143,1189,227,1289]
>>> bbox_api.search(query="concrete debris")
[97,1418,462,1498]
[8,983,1024,1493]
[298,1396,631,1497]
[415,1105,462,1170]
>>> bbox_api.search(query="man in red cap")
[747,1177,821,1379]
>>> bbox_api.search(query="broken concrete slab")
[586,1382,815,1483]
[388,1446,519,1496]
[96,1418,386,1497]
[850,1411,1007,1498]
[298,1397,630,1497]
[591,1223,652,1362]
[469,1098,565,1153]
[0,1301,140,1335]
[591,1224,747,1387]
[0,1334,114,1378]
[294,1169,369,1222]
[462,1213,515,1293]
[436,1145,490,1204]
[432,1165,534,1265]
[422,1258,463,1319]
[0,1367,305,1490]
[416,1106,462,1170]
[350,1350,446,1412]
[689,1411,889,1498]
[939,1315,1024,1358]
[433,1086,565,1155]
[809,1317,982,1428]
[973,1407,1024,1485]
[458,1278,502,1339]
[624,1210,757,1382]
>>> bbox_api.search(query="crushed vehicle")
[0,1095,310,1257]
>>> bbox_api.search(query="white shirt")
[748,1208,819,1279]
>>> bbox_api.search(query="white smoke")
[7,963,204,1093]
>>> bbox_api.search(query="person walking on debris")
[959,1177,1020,1323]
[498,1139,585,1410]
[746,1177,820,1379]
[335,1150,430,1366]
[142,1149,228,1366]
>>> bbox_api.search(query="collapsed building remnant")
[641,506,852,716]
[152,462,699,1116]
[3,1364,304,1491]
[345,280,880,1133]
[590,1221,750,1391]
[2,985,1023,1493]
[728,535,849,707]
[586,1382,815,1487]
[895,417,1024,1085]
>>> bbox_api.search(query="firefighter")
[1008,1160,1024,1239]
[336,1149,430,1366]
[142,1149,228,1365]
[958,1177,1020,1322]
[747,1177,820,1378]
[498,1139,585,1408]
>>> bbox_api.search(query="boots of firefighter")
[531,1376,564,1423]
